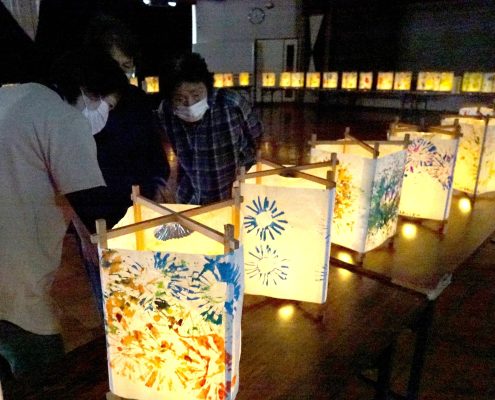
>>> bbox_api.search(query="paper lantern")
[322,72,338,89]
[279,72,292,88]
[341,72,358,90]
[238,72,250,86]
[306,72,321,89]
[129,76,139,87]
[377,72,394,90]
[438,72,455,92]
[461,72,483,92]
[416,72,427,91]
[442,116,495,197]
[238,160,336,303]
[290,72,305,88]
[262,72,276,87]
[393,72,412,91]
[389,123,460,225]
[223,73,234,87]
[481,73,495,93]
[92,192,243,400]
[310,133,407,257]
[213,73,224,88]
[142,76,159,93]
[359,72,373,90]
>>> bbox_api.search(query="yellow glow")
[213,73,224,88]
[143,76,159,93]
[458,197,472,214]
[341,72,357,90]
[280,72,292,88]
[416,72,427,90]
[277,304,295,321]
[291,72,305,88]
[393,72,412,91]
[322,72,338,89]
[462,72,483,92]
[337,268,352,281]
[239,72,250,86]
[262,72,276,87]
[129,76,138,87]
[377,72,393,90]
[401,223,417,239]
[306,72,321,88]
[359,72,373,90]
[481,73,495,93]
[438,72,454,91]
[336,251,353,264]
[223,73,234,87]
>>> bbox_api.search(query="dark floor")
[2,104,494,400]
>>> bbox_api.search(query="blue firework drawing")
[244,196,288,241]
[246,245,289,286]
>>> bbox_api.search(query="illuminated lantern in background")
[143,76,159,93]
[291,72,305,88]
[279,72,292,88]
[393,72,412,91]
[223,73,234,87]
[238,72,250,86]
[416,72,427,91]
[442,115,495,198]
[239,160,336,303]
[310,132,408,260]
[388,122,461,228]
[262,72,276,87]
[341,72,358,90]
[213,73,224,88]
[438,72,455,92]
[359,72,373,90]
[461,72,483,92]
[129,76,139,87]
[322,72,338,89]
[306,72,321,89]
[92,192,243,400]
[481,73,495,93]
[377,72,394,90]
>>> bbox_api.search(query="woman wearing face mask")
[158,52,263,205]
[0,49,128,387]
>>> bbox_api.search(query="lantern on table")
[262,72,276,87]
[388,121,461,232]
[309,131,408,262]
[223,73,234,87]
[142,76,159,93]
[291,72,305,88]
[237,159,336,303]
[238,72,250,87]
[393,72,412,91]
[279,72,292,88]
[359,72,373,90]
[461,72,483,92]
[481,73,495,93]
[322,72,338,89]
[442,115,495,199]
[438,72,455,92]
[92,188,243,400]
[306,72,321,89]
[377,72,394,90]
[213,73,224,88]
[341,72,358,90]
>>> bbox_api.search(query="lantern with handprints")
[388,122,461,230]
[442,115,495,198]
[359,72,373,90]
[291,72,305,88]
[238,160,336,303]
[341,72,358,90]
[309,132,408,261]
[92,189,243,400]
[238,72,250,86]
[377,72,394,90]
[306,72,321,89]
[393,72,412,91]
[322,72,338,89]
[143,76,159,93]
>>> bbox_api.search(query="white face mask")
[81,92,110,135]
[174,97,209,123]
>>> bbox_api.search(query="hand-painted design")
[367,157,404,244]
[245,244,288,286]
[458,124,481,185]
[333,163,358,231]
[244,196,288,241]
[101,249,240,397]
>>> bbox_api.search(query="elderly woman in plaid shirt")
[158,52,263,205]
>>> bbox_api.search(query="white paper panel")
[477,120,495,194]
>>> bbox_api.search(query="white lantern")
[92,191,243,400]
[322,72,338,89]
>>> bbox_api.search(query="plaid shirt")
[159,89,262,205]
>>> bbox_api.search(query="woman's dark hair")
[160,52,214,99]
[84,14,139,62]
[48,49,129,104]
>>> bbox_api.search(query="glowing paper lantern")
[291,72,305,88]
[389,123,460,223]
[223,73,234,87]
[310,134,407,256]
[306,72,321,89]
[322,72,338,89]
[439,72,455,92]
[461,72,483,92]
[341,72,358,90]
[92,194,243,400]
[213,73,224,88]
[416,72,427,91]
[143,76,159,93]
[442,116,495,197]
[359,72,373,90]
[481,73,495,93]
[377,72,394,90]
[239,160,336,303]
[129,76,139,87]
[238,72,250,86]
[279,72,292,88]
[393,72,412,91]
[262,72,276,87]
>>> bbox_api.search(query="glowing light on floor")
[458,197,472,214]
[337,268,352,281]
[336,251,353,264]
[277,304,295,321]
[401,223,417,239]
